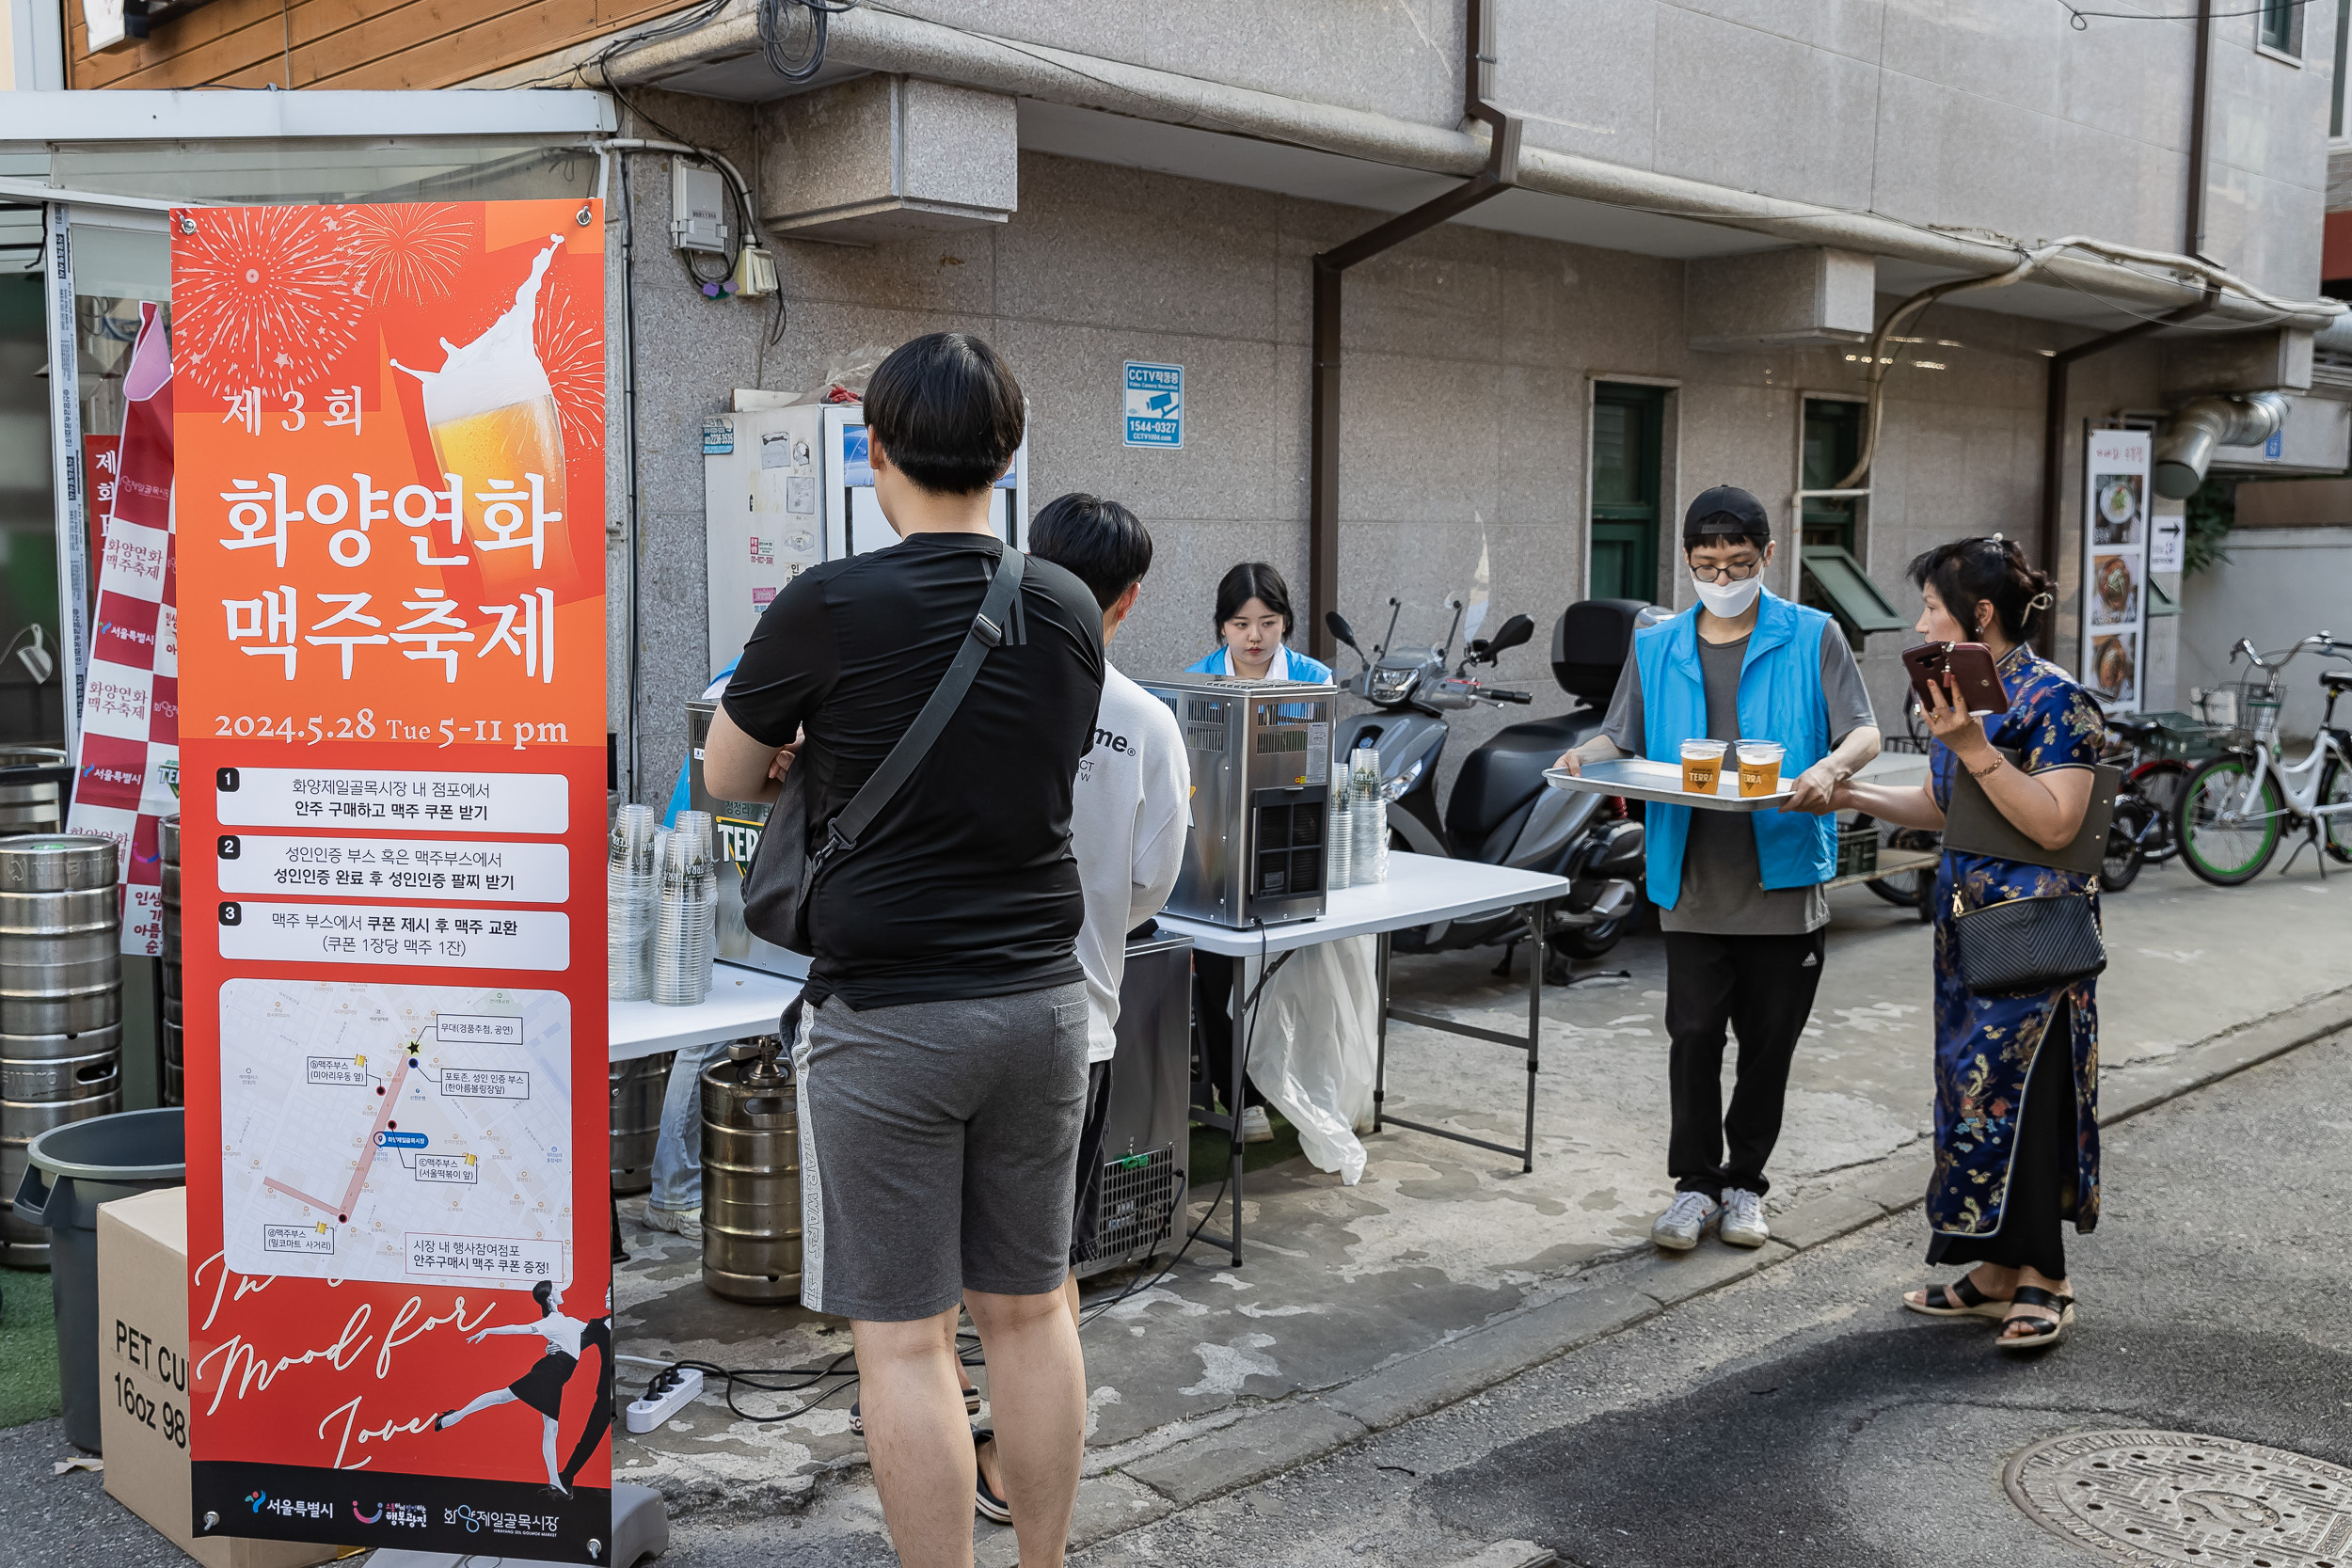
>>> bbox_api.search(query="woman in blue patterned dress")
[1833,537,2102,1350]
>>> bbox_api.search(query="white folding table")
[609,965,803,1063]
[1155,851,1570,1264]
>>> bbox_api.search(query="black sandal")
[1994,1285,2075,1351]
[1902,1274,2010,1319]
[972,1428,1012,1524]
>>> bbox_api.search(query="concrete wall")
[856,0,2329,299]
[607,89,2182,802]
[2179,525,2352,740]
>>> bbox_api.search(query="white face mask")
[1693,574,1763,618]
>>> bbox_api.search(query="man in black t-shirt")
[704,333,1101,1567]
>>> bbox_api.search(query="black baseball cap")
[1682,485,1771,546]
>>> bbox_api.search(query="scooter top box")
[1545,758,1797,813]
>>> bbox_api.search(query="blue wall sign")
[1124,362,1184,449]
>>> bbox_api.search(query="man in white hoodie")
[970,492,1189,1522]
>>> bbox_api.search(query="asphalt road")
[1073,1025,2352,1568]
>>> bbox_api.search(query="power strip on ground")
[626,1368,703,1433]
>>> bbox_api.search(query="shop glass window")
[2334,0,2350,135]
[1801,397,1864,553]
[1589,384,1665,602]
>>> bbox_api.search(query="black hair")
[1684,523,1772,555]
[1213,562,1295,638]
[532,1279,554,1317]
[862,332,1025,496]
[1027,493,1154,610]
[1907,536,2057,643]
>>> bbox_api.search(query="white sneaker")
[1720,1188,1770,1248]
[1650,1191,1722,1252]
[1240,1105,1274,1144]
[643,1203,703,1242]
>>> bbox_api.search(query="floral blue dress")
[1925,642,2106,1242]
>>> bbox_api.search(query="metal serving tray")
[1544,757,1797,813]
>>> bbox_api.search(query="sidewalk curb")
[1083,981,2352,1541]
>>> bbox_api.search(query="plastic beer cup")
[1679,738,1728,794]
[1736,739,1785,798]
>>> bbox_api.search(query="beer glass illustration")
[395,234,580,600]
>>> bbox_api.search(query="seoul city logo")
[246,1492,266,1513]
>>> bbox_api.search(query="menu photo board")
[2082,426,2151,714]
[173,199,612,1562]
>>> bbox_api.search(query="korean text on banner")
[173,200,611,1566]
[2081,427,2152,714]
[64,302,181,956]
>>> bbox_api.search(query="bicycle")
[2096,714,2198,890]
[2173,632,2352,886]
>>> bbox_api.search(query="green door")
[1590,384,1664,602]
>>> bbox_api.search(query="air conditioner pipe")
[2152,391,2291,499]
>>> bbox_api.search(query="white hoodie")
[1068,662,1191,1063]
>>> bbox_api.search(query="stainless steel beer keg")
[609,1051,674,1196]
[700,1037,802,1304]
[159,817,181,1106]
[0,748,67,839]
[0,834,122,1266]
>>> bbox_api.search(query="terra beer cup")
[1679,738,1728,795]
[1736,739,1785,798]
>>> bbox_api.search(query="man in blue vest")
[1557,486,1879,1252]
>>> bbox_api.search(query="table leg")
[1373,928,1391,1134]
[1229,952,1247,1267]
[1521,899,1545,1174]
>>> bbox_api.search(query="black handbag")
[1948,881,2106,998]
[741,545,1026,956]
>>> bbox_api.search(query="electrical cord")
[759,0,861,84]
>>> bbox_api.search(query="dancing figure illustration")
[433,1278,589,1497]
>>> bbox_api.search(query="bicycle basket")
[2198,675,2281,744]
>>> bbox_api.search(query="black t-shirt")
[723,532,1104,1009]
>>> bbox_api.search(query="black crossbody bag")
[1941,751,2119,998]
[742,546,1026,959]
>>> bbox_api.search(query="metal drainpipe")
[2035,0,2216,658]
[1307,0,1521,663]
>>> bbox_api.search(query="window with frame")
[1589,384,1666,602]
[1800,398,1864,552]
[2262,0,2303,56]
[2334,0,2349,134]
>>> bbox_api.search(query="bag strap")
[821,544,1026,861]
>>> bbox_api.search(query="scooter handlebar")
[1486,689,1534,704]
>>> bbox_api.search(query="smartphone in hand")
[1902,641,2010,716]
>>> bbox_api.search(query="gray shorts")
[793,981,1089,1321]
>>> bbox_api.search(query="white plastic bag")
[1241,934,1380,1184]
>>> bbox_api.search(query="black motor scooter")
[1327,596,1660,968]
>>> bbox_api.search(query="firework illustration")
[343,202,475,306]
[535,272,606,458]
[173,207,363,401]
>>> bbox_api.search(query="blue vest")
[1632,592,1838,908]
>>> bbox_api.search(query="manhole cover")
[2007,1429,2352,1566]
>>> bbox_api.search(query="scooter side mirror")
[1487,614,1535,656]
[1326,610,1362,654]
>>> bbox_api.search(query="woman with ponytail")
[1832,535,2104,1351]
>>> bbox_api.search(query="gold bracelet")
[1965,754,2005,780]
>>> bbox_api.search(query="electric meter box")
[701,402,1028,677]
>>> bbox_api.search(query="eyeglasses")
[1689,560,1763,585]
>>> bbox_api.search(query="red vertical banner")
[173,200,611,1562]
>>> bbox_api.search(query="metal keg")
[0,835,122,1267]
[609,1050,674,1196]
[160,817,181,1106]
[700,1037,802,1303]
[0,747,68,840]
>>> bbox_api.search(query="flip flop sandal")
[1994,1286,2076,1352]
[972,1428,1013,1525]
[1902,1275,2011,1319]
[849,1387,984,1436]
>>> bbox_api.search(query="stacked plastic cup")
[1327,789,1353,893]
[607,804,658,1000]
[1349,750,1387,885]
[653,816,714,1006]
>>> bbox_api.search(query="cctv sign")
[1123,361,1184,449]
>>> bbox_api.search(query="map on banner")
[216,979,573,1288]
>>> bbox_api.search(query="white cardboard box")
[97,1187,338,1568]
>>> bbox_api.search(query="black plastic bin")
[13,1107,184,1452]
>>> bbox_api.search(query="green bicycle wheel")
[2177,755,2284,886]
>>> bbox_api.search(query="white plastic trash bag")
[1241,934,1380,1184]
